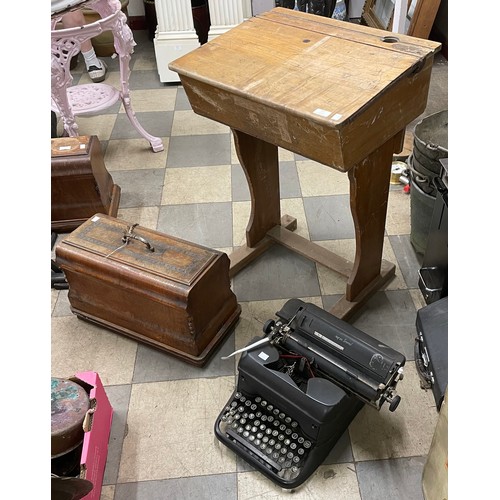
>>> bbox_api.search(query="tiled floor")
[51,28,448,500]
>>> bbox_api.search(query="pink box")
[70,371,113,500]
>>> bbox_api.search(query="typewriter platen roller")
[214,299,406,489]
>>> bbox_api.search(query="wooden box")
[51,136,121,233]
[55,214,241,366]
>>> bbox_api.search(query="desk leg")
[345,136,397,302]
[229,130,298,277]
[232,129,281,246]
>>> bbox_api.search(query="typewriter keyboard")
[218,392,313,482]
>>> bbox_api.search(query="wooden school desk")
[169,7,441,320]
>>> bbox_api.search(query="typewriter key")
[279,424,286,431]
[235,392,241,399]
[269,439,276,446]
[255,438,261,445]
[240,418,247,425]
[291,421,298,428]
[287,452,294,459]
[281,447,287,454]
[293,456,300,464]
[297,436,304,444]
[275,443,282,450]
[292,433,298,440]
[262,436,269,443]
[245,400,252,406]
[261,400,267,406]
[285,428,292,435]
[285,417,292,424]
[239,395,246,403]
[254,420,260,427]
[303,440,311,448]
[267,416,274,423]
[278,456,286,464]
[279,412,285,420]
[249,435,255,441]
[255,396,261,403]
[272,451,280,460]
[272,430,279,437]
[237,426,244,433]
[266,447,273,454]
[260,443,267,450]
[251,404,257,410]
[249,413,255,420]
[284,438,291,446]
[243,431,250,438]
[256,411,262,418]
[290,443,297,450]
[278,434,284,441]
[297,448,304,455]
[274,409,280,416]
[257,432,264,439]
[252,426,258,433]
[245,424,252,431]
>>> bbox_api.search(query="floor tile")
[104,137,169,171]
[128,69,165,89]
[315,237,407,296]
[237,463,361,499]
[388,234,424,289]
[174,86,192,110]
[232,245,321,302]
[356,457,427,500]
[51,316,137,386]
[171,109,230,136]
[167,134,231,167]
[65,113,117,140]
[110,111,173,140]
[117,377,237,482]
[132,331,236,383]
[118,88,177,113]
[386,188,412,235]
[296,159,350,196]
[349,290,420,361]
[162,165,232,204]
[303,194,355,241]
[114,473,237,500]
[349,363,438,461]
[103,384,132,485]
[111,168,166,208]
[157,202,233,248]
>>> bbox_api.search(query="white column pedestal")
[153,0,251,83]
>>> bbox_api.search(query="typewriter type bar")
[214,299,406,489]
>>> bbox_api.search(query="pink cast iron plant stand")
[51,0,164,152]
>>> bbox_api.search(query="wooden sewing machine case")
[55,214,241,366]
[51,136,121,233]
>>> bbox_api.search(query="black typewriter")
[214,299,406,489]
